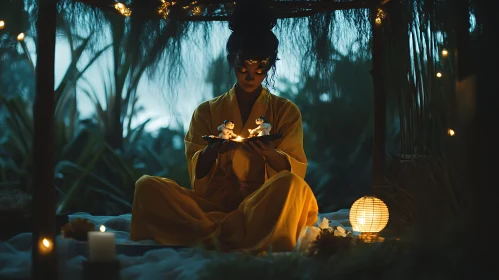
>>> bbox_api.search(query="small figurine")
[218,120,237,139]
[248,116,271,137]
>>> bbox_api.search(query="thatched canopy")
[51,0,378,99]
[72,0,377,20]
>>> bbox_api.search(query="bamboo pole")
[371,1,386,188]
[32,0,58,278]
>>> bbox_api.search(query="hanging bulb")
[114,2,132,17]
[436,72,442,78]
[192,6,202,16]
[441,49,448,57]
[17,33,25,41]
[0,20,5,30]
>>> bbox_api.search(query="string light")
[375,8,386,25]
[441,49,448,57]
[38,237,53,254]
[0,20,5,30]
[158,0,175,19]
[100,225,106,232]
[192,6,202,16]
[114,2,132,17]
[436,72,442,78]
[447,129,455,136]
[17,33,25,41]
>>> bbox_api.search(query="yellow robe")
[130,86,318,253]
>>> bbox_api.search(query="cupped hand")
[208,140,237,154]
[245,139,275,157]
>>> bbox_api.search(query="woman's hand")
[245,140,275,157]
[197,140,237,179]
[245,139,291,173]
[204,140,237,160]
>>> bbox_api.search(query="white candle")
[88,225,116,262]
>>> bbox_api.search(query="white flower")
[318,217,330,230]
[296,226,321,252]
[333,226,347,237]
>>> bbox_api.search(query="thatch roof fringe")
[73,0,377,21]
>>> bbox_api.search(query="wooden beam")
[32,0,58,278]
[370,1,386,188]
[76,0,373,21]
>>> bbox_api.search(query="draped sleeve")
[184,101,218,195]
[266,100,308,180]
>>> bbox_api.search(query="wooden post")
[370,2,386,188]
[31,0,58,278]
[462,0,499,235]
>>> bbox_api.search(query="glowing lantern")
[0,20,5,30]
[441,49,448,56]
[436,72,442,78]
[349,196,389,242]
[447,129,455,136]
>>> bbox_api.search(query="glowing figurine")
[248,116,271,137]
[218,120,237,139]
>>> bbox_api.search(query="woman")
[130,1,318,253]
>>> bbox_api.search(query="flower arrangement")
[61,218,96,241]
[297,217,358,258]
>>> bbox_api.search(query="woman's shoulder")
[268,91,301,113]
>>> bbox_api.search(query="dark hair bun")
[229,0,277,34]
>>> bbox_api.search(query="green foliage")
[0,6,191,215]
[277,46,375,212]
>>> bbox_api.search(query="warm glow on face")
[0,20,5,30]
[17,33,25,41]
[436,72,442,78]
[448,129,455,136]
[100,225,106,232]
[441,49,448,56]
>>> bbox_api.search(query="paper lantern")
[349,196,389,242]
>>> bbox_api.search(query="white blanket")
[0,209,351,279]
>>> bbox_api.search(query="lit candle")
[87,225,116,262]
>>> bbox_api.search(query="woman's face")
[234,60,268,93]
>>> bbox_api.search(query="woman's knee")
[135,175,175,197]
[274,170,304,185]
